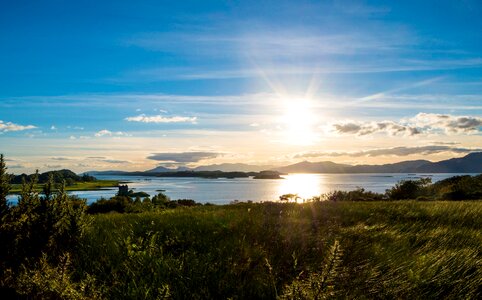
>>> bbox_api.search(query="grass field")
[9,180,119,194]
[75,201,482,299]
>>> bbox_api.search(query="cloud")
[7,164,24,169]
[44,164,62,169]
[67,126,84,130]
[295,145,482,158]
[101,159,130,164]
[332,121,420,136]
[50,157,72,161]
[125,114,197,124]
[50,125,57,130]
[94,129,131,137]
[94,130,112,137]
[332,113,482,137]
[0,120,36,133]
[147,152,221,163]
[409,113,482,134]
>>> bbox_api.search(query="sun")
[281,97,318,145]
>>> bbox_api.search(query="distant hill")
[146,163,274,173]
[275,152,482,174]
[276,161,351,173]
[414,152,482,173]
[193,163,274,172]
[348,160,430,173]
[86,152,482,175]
[11,169,95,184]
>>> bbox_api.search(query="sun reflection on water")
[277,174,324,202]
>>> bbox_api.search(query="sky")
[1,0,482,173]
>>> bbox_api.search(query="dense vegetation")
[79,202,481,299]
[0,154,481,299]
[312,175,482,202]
[11,169,95,185]
[8,169,118,194]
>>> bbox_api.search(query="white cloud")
[125,114,197,124]
[94,130,131,137]
[332,120,420,136]
[0,120,36,133]
[409,113,482,134]
[332,113,482,137]
[95,129,112,137]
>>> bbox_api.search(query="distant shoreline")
[8,180,119,194]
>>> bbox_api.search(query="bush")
[0,158,89,296]
[321,188,385,202]
[386,178,431,200]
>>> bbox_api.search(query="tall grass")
[75,201,482,299]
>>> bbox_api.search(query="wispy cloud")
[44,164,62,169]
[125,114,197,124]
[357,77,445,103]
[7,164,25,169]
[147,152,221,163]
[94,129,131,137]
[0,120,36,133]
[100,159,130,164]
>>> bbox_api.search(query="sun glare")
[277,174,322,202]
[281,97,318,145]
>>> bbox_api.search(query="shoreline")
[8,180,119,194]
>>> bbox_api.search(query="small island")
[253,170,284,179]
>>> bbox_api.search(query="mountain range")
[86,152,482,175]
[275,152,482,173]
[147,163,275,173]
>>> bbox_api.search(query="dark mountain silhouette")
[86,152,482,175]
[414,152,482,173]
[348,160,430,173]
[274,152,482,174]
[146,163,274,173]
[145,166,177,173]
[276,161,351,173]
[193,163,274,172]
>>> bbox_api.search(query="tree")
[152,192,171,206]
[0,154,11,217]
[386,177,432,200]
[279,193,300,202]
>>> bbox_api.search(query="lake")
[7,173,479,205]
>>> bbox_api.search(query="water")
[6,173,479,205]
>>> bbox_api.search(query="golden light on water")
[277,174,323,202]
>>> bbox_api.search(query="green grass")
[74,201,482,299]
[9,180,119,194]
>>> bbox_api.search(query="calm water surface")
[7,173,478,205]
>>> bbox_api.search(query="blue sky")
[1,0,481,173]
